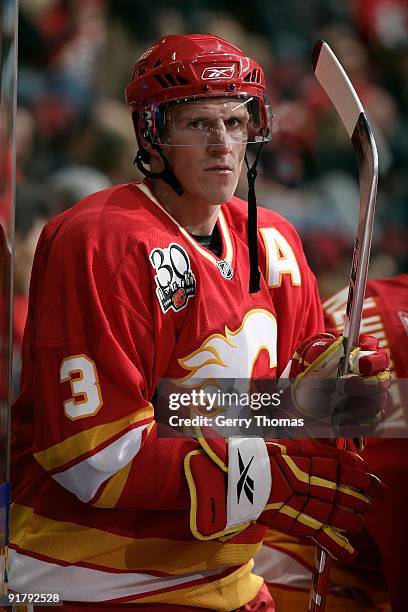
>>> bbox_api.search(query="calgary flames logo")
[178,309,277,392]
[172,288,186,309]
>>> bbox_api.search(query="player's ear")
[138,126,163,165]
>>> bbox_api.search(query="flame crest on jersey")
[149,242,196,313]
[178,309,278,388]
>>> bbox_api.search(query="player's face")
[161,99,248,205]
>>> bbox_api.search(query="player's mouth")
[204,165,233,174]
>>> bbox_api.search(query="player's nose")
[206,122,232,154]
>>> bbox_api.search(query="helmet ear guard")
[132,112,151,164]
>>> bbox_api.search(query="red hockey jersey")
[322,274,408,377]
[322,275,408,431]
[257,275,408,611]
[9,179,323,609]
[323,275,408,612]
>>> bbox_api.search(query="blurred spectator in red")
[352,0,408,48]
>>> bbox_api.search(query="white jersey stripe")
[52,425,147,502]
[9,549,224,602]
[254,544,312,589]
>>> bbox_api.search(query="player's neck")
[149,179,220,236]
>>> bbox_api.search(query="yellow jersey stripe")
[11,504,261,574]
[92,460,133,508]
[34,405,153,472]
[126,560,261,610]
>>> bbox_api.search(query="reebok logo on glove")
[237,449,255,505]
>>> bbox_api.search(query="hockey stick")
[308,41,379,611]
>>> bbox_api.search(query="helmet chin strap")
[245,142,265,294]
[134,143,184,196]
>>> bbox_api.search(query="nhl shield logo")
[150,243,196,313]
[216,260,234,279]
[399,310,408,336]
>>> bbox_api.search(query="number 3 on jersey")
[60,355,103,419]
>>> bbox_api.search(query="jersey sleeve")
[15,218,198,514]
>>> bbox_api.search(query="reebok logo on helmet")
[201,66,235,80]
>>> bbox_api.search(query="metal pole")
[0,0,18,598]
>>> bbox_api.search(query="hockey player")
[9,35,389,611]
[257,275,408,611]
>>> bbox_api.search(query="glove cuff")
[184,437,272,540]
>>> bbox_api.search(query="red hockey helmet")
[125,33,272,151]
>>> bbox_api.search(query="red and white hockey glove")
[184,434,386,562]
[288,334,390,426]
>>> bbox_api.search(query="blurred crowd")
[12,0,408,386]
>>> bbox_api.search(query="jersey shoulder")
[39,182,178,265]
[44,182,169,239]
[366,275,408,308]
[32,183,181,305]
[227,196,303,241]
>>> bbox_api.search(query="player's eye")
[188,119,204,129]
[225,117,243,128]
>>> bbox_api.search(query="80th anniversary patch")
[149,243,196,313]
